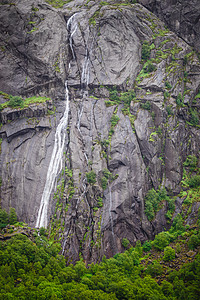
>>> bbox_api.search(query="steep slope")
[138,0,200,52]
[0,0,200,264]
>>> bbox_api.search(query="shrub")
[153,231,171,251]
[110,115,120,127]
[122,238,130,248]
[176,93,184,107]
[141,101,151,110]
[187,175,200,188]
[9,207,17,225]
[8,95,24,108]
[142,240,152,252]
[163,246,175,261]
[188,234,200,250]
[145,260,163,277]
[109,89,119,102]
[189,109,199,126]
[86,171,96,184]
[169,213,185,236]
[0,208,9,228]
[165,81,172,90]
[166,105,173,116]
[164,91,170,100]
[141,41,151,60]
[183,155,198,171]
[144,188,169,221]
[144,62,156,73]
[101,176,108,190]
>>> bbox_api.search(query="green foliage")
[9,208,17,225]
[1,225,200,299]
[145,260,163,277]
[101,176,108,190]
[8,95,24,108]
[142,240,152,252]
[187,175,200,188]
[0,209,8,228]
[189,108,199,126]
[166,105,173,116]
[143,62,156,73]
[145,188,169,221]
[164,91,170,100]
[183,155,198,171]
[141,101,151,110]
[86,170,96,185]
[163,246,175,261]
[0,208,18,228]
[176,93,184,107]
[141,40,151,60]
[188,234,200,250]
[122,238,130,248]
[101,169,118,190]
[110,115,120,127]
[109,89,135,110]
[45,0,72,8]
[153,231,171,251]
[165,81,172,90]
[169,214,185,236]
[0,95,51,111]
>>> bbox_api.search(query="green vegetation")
[122,238,130,248]
[165,81,172,90]
[141,40,151,61]
[101,168,118,190]
[86,170,96,185]
[144,188,173,221]
[176,93,184,107]
[163,246,175,261]
[0,207,17,228]
[189,108,199,126]
[0,93,51,111]
[0,221,200,299]
[45,0,72,8]
[141,101,151,110]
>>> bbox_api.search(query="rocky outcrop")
[0,0,200,264]
[0,0,68,98]
[138,0,200,52]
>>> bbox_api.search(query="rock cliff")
[0,0,200,263]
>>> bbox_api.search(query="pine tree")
[9,207,17,225]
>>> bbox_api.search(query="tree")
[153,232,171,251]
[9,208,17,225]
[163,246,175,261]
[0,209,9,227]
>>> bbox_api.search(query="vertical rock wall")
[0,0,200,263]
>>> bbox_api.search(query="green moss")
[45,0,72,8]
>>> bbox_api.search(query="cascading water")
[36,14,78,228]
[36,83,69,228]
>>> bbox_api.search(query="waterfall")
[36,83,69,228]
[36,14,79,228]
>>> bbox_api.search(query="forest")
[0,211,200,299]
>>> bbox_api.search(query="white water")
[36,83,70,228]
[36,14,79,228]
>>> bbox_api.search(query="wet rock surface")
[0,0,200,263]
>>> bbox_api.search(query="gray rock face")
[0,0,68,98]
[0,0,200,263]
[139,0,200,52]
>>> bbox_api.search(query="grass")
[45,0,72,8]
[0,95,51,111]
